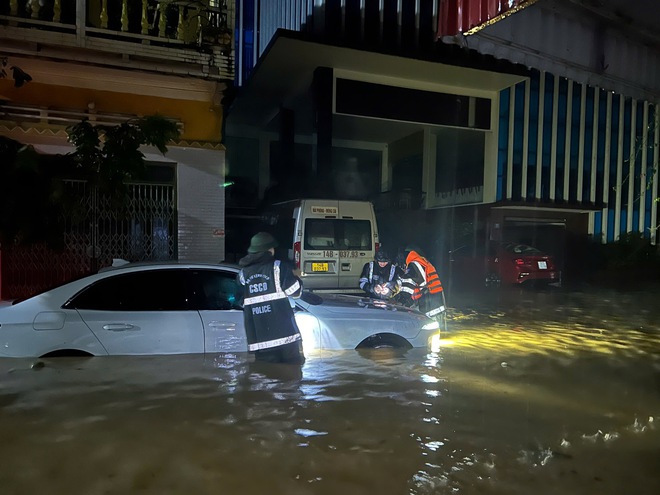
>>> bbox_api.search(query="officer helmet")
[374,249,390,263]
[247,232,278,253]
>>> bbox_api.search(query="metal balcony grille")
[1,178,176,300]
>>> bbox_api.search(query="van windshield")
[304,219,372,250]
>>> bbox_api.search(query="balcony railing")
[0,0,234,79]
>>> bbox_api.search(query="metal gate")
[1,180,176,300]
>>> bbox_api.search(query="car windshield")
[300,291,323,305]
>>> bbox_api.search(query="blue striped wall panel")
[499,70,658,242]
[497,88,511,201]
[511,81,525,201]
[541,72,553,201]
[593,211,602,239]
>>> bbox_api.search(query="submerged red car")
[450,242,561,288]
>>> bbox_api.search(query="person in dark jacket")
[237,232,305,364]
[358,249,402,299]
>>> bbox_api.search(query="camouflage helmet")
[247,232,278,253]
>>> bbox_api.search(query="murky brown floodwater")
[1,286,659,495]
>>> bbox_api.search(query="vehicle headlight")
[422,320,440,331]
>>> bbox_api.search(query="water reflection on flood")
[1,288,659,495]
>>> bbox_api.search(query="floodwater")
[1,286,659,495]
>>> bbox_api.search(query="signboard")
[311,206,338,215]
[437,0,539,37]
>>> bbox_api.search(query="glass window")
[504,243,541,255]
[188,270,242,311]
[66,269,188,311]
[305,219,337,249]
[339,220,372,250]
[304,219,372,250]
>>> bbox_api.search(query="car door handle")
[341,263,351,271]
[102,323,135,331]
[208,321,236,330]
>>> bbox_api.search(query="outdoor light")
[422,320,440,331]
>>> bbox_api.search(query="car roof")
[98,260,240,274]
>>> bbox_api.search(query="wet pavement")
[0,285,659,494]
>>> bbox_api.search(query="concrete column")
[277,107,295,180]
[313,66,334,187]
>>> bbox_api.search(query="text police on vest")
[252,304,272,315]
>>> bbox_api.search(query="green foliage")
[0,115,180,247]
[585,233,660,286]
[597,233,658,268]
[67,116,179,197]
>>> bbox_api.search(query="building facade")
[224,0,659,283]
[0,0,234,299]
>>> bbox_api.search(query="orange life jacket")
[405,251,443,301]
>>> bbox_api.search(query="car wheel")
[356,333,413,350]
[485,272,501,288]
[40,349,94,358]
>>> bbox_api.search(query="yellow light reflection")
[430,333,455,352]
[436,319,660,358]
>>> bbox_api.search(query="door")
[186,269,248,353]
[301,217,341,289]
[301,217,375,290]
[335,218,374,289]
[68,269,204,355]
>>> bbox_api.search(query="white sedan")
[0,262,440,358]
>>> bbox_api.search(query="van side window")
[304,219,372,250]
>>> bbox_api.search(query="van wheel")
[356,333,413,350]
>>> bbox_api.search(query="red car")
[450,242,561,288]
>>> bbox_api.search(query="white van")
[265,199,380,292]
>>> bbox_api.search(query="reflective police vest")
[361,261,398,287]
[238,259,302,352]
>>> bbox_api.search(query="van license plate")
[312,262,329,272]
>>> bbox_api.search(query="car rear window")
[505,244,542,255]
[304,219,372,250]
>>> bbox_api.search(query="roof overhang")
[226,31,527,141]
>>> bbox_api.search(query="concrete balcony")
[0,0,234,81]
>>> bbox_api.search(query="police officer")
[358,249,403,299]
[398,246,446,321]
[237,232,305,364]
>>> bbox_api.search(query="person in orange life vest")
[237,232,305,364]
[397,246,446,320]
[358,249,403,299]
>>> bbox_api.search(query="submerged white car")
[0,262,440,358]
